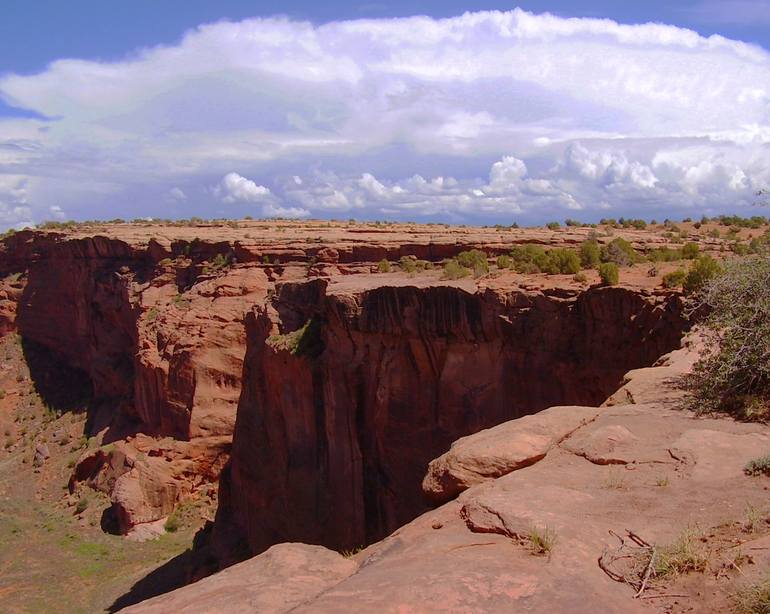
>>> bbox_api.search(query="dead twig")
[634,547,656,598]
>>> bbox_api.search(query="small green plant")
[75,497,90,514]
[601,469,627,490]
[662,269,687,289]
[681,242,700,259]
[573,272,587,284]
[654,527,709,577]
[598,262,619,286]
[377,259,391,273]
[164,511,181,533]
[443,259,470,280]
[546,221,560,230]
[266,319,323,357]
[745,455,770,477]
[496,255,513,269]
[733,574,770,614]
[146,307,159,323]
[399,256,418,273]
[743,503,767,533]
[340,545,364,558]
[527,525,557,556]
[655,476,670,487]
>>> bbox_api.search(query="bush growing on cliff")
[455,250,489,276]
[496,255,513,269]
[542,248,581,275]
[377,259,391,273]
[266,319,324,358]
[685,256,770,421]
[598,262,619,286]
[443,259,470,280]
[510,244,549,273]
[683,255,721,294]
[601,237,642,266]
[662,269,687,289]
[579,239,601,268]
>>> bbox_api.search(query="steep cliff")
[212,280,686,560]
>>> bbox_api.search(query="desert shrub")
[573,272,587,283]
[496,255,513,269]
[681,242,700,259]
[601,237,641,266]
[564,218,581,227]
[683,255,722,294]
[399,256,418,273]
[734,574,770,614]
[455,250,489,274]
[579,239,601,268]
[164,511,180,533]
[510,244,549,273]
[598,262,619,286]
[266,319,323,358]
[545,221,560,230]
[377,259,391,273]
[543,248,581,275]
[75,497,90,514]
[443,259,470,280]
[654,528,709,577]
[662,269,687,289]
[685,256,770,420]
[647,247,684,262]
[745,455,770,477]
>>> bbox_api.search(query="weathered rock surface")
[120,543,358,614]
[422,404,601,504]
[128,339,770,614]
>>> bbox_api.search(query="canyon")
[0,219,767,612]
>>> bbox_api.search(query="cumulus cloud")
[0,9,768,227]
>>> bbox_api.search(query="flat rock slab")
[422,405,602,504]
[121,543,358,614]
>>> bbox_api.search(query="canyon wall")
[212,280,687,560]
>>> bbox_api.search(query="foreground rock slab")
[120,543,358,614]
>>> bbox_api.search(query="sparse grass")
[601,469,627,490]
[655,475,670,487]
[743,503,768,534]
[340,545,364,558]
[745,455,770,477]
[527,525,557,557]
[654,527,709,577]
[733,574,770,614]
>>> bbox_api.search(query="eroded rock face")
[212,280,686,560]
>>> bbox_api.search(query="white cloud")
[214,172,272,203]
[687,1,770,26]
[0,9,768,227]
[168,187,187,201]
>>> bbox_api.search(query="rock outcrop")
[127,339,770,614]
[212,280,686,560]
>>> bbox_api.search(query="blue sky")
[0,1,769,227]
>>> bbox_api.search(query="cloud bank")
[0,8,768,228]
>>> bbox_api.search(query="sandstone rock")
[422,405,602,504]
[120,543,358,614]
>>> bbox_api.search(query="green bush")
[377,259,391,273]
[75,497,90,514]
[683,255,722,294]
[681,242,700,259]
[579,240,601,268]
[496,255,513,269]
[164,511,180,533]
[510,244,549,273]
[601,237,641,266]
[685,256,769,420]
[598,262,619,286]
[744,454,770,477]
[545,221,560,230]
[543,248,581,275]
[647,247,684,262]
[455,250,488,274]
[443,259,470,280]
[399,256,418,273]
[662,269,687,289]
[573,272,587,283]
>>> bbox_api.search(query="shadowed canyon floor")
[0,219,768,612]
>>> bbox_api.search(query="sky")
[0,1,769,228]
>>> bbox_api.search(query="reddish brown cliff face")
[212,280,686,561]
